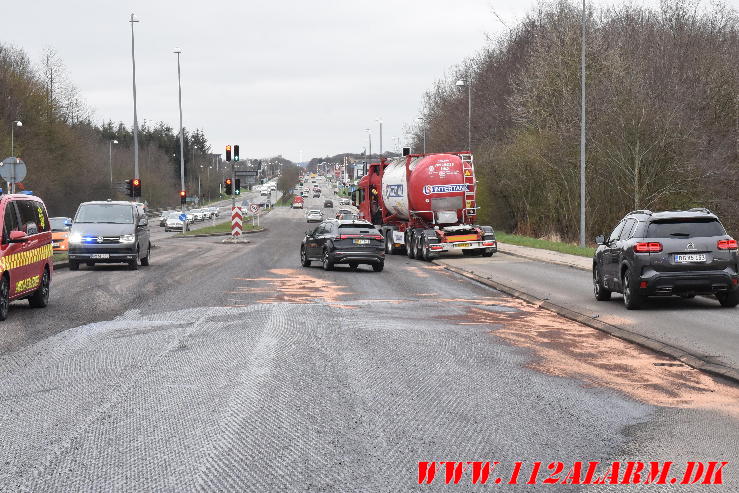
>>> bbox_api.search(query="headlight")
[69,233,83,244]
[120,234,136,243]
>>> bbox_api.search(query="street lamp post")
[174,49,186,211]
[10,120,22,157]
[415,117,426,154]
[455,79,471,151]
[129,13,140,180]
[376,118,383,158]
[109,139,118,191]
[363,128,372,175]
[579,0,587,248]
[9,120,23,193]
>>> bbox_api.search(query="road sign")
[179,213,187,222]
[231,206,243,237]
[248,203,260,215]
[1,157,27,183]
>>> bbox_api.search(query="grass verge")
[495,232,595,258]
[276,193,294,207]
[179,220,258,236]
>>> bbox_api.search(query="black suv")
[593,209,738,309]
[301,219,385,271]
[68,201,151,271]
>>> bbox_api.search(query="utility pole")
[579,0,587,247]
[130,13,140,180]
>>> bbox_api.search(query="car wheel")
[622,270,643,310]
[69,260,79,271]
[482,249,494,257]
[322,250,334,271]
[372,262,384,272]
[0,275,9,321]
[28,268,50,308]
[716,290,739,308]
[140,245,150,266]
[593,265,611,301]
[300,247,311,267]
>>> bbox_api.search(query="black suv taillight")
[717,239,738,250]
[634,242,663,253]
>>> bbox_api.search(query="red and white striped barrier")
[231,206,243,237]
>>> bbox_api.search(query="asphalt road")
[440,253,739,371]
[1,184,738,491]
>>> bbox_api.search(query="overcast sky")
[5,0,705,162]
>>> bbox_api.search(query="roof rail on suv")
[627,210,653,216]
[687,207,712,214]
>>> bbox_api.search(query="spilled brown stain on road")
[446,298,739,418]
[234,268,352,305]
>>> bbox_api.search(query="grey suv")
[593,209,738,309]
[68,200,151,271]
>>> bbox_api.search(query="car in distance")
[0,193,54,320]
[68,200,151,271]
[306,210,323,223]
[292,196,304,209]
[50,216,72,252]
[323,199,334,208]
[339,198,350,206]
[164,212,189,232]
[301,219,385,272]
[593,208,738,309]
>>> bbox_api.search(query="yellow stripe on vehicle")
[1,244,52,273]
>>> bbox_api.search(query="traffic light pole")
[231,161,236,211]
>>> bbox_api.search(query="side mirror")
[139,217,148,226]
[595,235,605,246]
[64,219,73,228]
[9,230,28,242]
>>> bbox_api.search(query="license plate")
[91,254,110,259]
[353,239,370,245]
[675,254,706,263]
[456,243,472,248]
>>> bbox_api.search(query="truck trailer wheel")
[385,232,396,255]
[406,233,416,259]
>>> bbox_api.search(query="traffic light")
[132,178,142,198]
[233,145,239,162]
[225,145,232,162]
[235,178,241,195]
[180,190,187,205]
[225,178,232,195]
[125,179,133,197]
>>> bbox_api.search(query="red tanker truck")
[354,151,497,261]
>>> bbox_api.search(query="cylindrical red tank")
[381,153,468,223]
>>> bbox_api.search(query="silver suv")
[593,209,738,309]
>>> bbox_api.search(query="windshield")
[168,213,182,219]
[75,204,134,224]
[647,219,725,238]
[50,218,69,231]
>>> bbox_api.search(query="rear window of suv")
[338,224,378,235]
[647,219,725,238]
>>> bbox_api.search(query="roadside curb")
[497,243,590,272]
[434,260,739,386]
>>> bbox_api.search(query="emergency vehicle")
[0,193,53,320]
